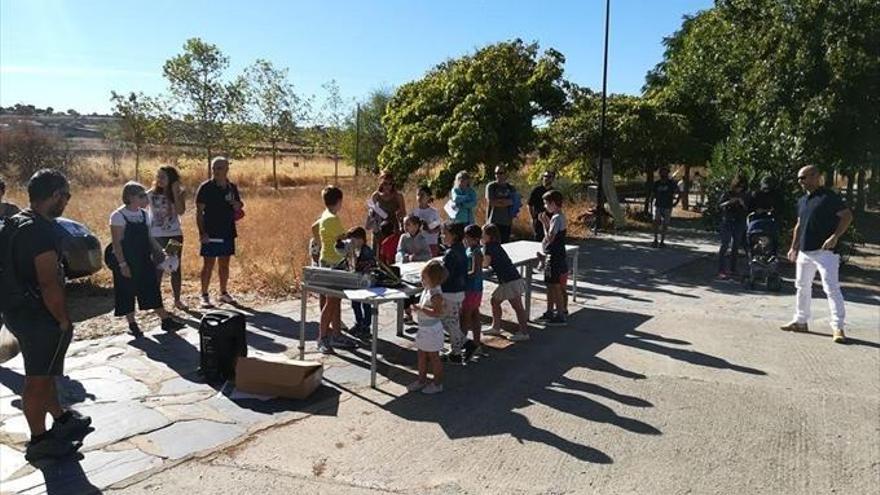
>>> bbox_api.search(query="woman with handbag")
[108,181,184,336]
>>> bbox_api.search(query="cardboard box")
[235,356,323,400]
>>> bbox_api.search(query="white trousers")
[794,250,846,329]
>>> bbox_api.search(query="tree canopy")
[379,39,567,193]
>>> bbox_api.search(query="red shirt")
[379,232,401,265]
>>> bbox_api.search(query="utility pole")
[354,104,361,176]
[595,0,611,233]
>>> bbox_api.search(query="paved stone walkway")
[6,226,865,494]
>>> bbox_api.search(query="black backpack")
[0,214,35,312]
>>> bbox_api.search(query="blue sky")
[0,0,713,115]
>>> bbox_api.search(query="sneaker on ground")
[25,433,80,463]
[406,380,427,392]
[200,295,214,309]
[832,328,846,344]
[330,334,357,349]
[534,311,555,324]
[218,293,236,304]
[482,326,503,336]
[317,337,334,354]
[475,345,489,357]
[779,321,808,333]
[507,331,530,342]
[128,322,143,337]
[546,314,567,326]
[651,240,659,249]
[422,383,443,394]
[403,314,416,325]
[174,300,189,310]
[51,410,93,441]
[463,340,478,362]
[161,317,185,332]
[441,352,464,364]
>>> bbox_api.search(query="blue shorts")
[200,238,236,257]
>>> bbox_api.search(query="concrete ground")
[2,221,878,495]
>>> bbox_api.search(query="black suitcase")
[199,310,247,382]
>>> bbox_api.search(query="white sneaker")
[422,383,443,394]
[482,326,503,336]
[406,380,427,392]
[507,332,530,342]
[219,293,236,304]
[200,295,214,309]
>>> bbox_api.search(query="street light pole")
[595,0,611,233]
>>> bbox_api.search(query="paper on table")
[366,198,389,220]
[344,287,411,301]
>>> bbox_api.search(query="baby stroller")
[742,211,782,291]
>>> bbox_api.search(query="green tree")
[379,39,566,193]
[110,91,164,181]
[244,59,304,189]
[314,80,351,183]
[163,38,248,176]
[341,87,392,176]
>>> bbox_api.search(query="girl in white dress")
[408,260,448,394]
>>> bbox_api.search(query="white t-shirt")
[148,191,183,238]
[417,286,444,328]
[411,206,441,245]
[109,206,148,227]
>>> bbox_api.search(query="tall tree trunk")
[845,173,855,206]
[206,148,212,179]
[682,164,691,210]
[856,168,866,213]
[135,146,141,182]
[869,161,880,208]
[334,155,339,185]
[272,144,278,190]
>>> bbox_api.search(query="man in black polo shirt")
[780,165,853,343]
[195,156,244,309]
[649,167,680,248]
[2,169,92,462]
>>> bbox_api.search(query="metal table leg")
[525,261,533,319]
[396,299,404,337]
[371,302,380,388]
[299,286,308,360]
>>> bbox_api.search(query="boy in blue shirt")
[481,224,530,341]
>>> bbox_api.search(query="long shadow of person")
[382,307,658,465]
[1,368,95,412]
[24,453,102,495]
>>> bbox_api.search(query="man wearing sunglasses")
[780,165,853,343]
[1,169,92,462]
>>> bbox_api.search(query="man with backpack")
[0,169,92,463]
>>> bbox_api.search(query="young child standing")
[481,223,530,341]
[536,190,569,326]
[315,186,355,354]
[462,224,485,358]
[408,260,448,394]
[439,222,475,362]
[412,186,442,256]
[344,227,377,340]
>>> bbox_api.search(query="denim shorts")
[200,238,236,257]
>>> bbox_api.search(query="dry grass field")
[3,152,592,338]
